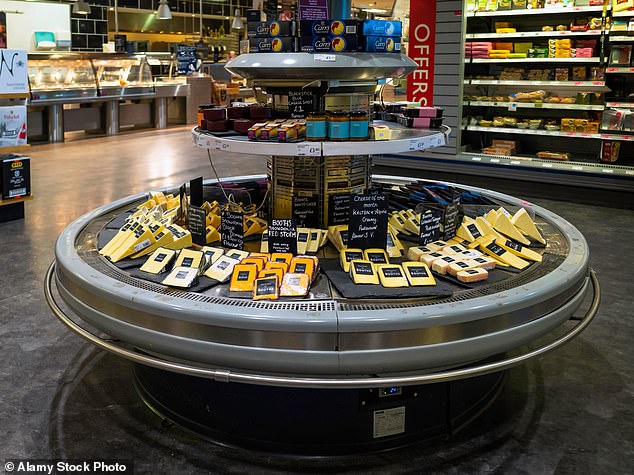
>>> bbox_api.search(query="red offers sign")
[407,0,436,105]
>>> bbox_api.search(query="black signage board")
[221,210,244,250]
[268,218,297,255]
[347,193,388,249]
[288,90,319,119]
[177,183,188,225]
[328,193,350,225]
[293,193,319,228]
[190,176,204,207]
[419,208,443,245]
[187,205,207,247]
[443,200,462,241]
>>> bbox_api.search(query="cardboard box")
[364,36,402,53]
[1,155,30,200]
[0,106,27,148]
[247,21,296,38]
[299,35,361,53]
[249,37,297,53]
[362,20,402,37]
[299,19,361,37]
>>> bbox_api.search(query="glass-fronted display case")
[28,54,98,100]
[91,55,155,96]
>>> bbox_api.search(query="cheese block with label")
[406,245,433,261]
[484,209,498,225]
[441,244,468,255]
[327,225,348,252]
[420,251,446,267]
[271,253,293,265]
[110,225,155,262]
[260,230,269,253]
[376,264,409,288]
[100,222,135,256]
[265,261,289,274]
[340,248,364,273]
[162,266,199,288]
[470,256,497,270]
[403,215,421,235]
[280,273,311,297]
[307,229,321,253]
[457,268,488,283]
[249,252,270,262]
[253,276,280,301]
[244,216,265,237]
[349,260,379,285]
[467,235,495,250]
[229,264,258,292]
[290,256,315,278]
[319,229,329,248]
[431,255,458,275]
[386,230,404,258]
[363,249,389,265]
[456,221,485,243]
[495,238,542,262]
[296,227,311,255]
[201,246,224,267]
[140,248,176,275]
[402,262,436,286]
[241,257,267,272]
[225,249,249,262]
[511,208,546,245]
[165,197,180,210]
[427,240,449,251]
[458,249,483,260]
[447,259,479,276]
[130,227,175,259]
[493,213,531,246]
[389,213,409,235]
[204,255,240,282]
[258,268,284,282]
[163,225,193,250]
[480,241,530,270]
[174,249,205,272]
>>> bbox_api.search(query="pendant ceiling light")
[72,0,91,15]
[157,0,173,20]
[231,8,243,29]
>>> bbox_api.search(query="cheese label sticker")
[474,257,487,263]
[467,223,483,239]
[181,257,194,267]
[155,253,168,263]
[441,256,456,263]
[294,263,307,274]
[227,252,242,260]
[382,267,403,278]
[366,252,387,264]
[456,261,470,268]
[505,240,522,252]
[344,251,364,262]
[487,243,506,257]
[134,239,151,252]
[255,278,277,297]
[274,257,287,263]
[237,270,250,281]
[217,260,231,270]
[408,266,429,278]
[465,269,479,275]
[311,232,319,241]
[430,252,443,258]
[298,232,309,243]
[386,233,395,247]
[288,276,302,286]
[175,270,190,280]
[354,262,374,275]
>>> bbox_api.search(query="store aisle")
[1,128,633,474]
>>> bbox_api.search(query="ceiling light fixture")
[231,8,243,29]
[157,0,172,20]
[72,0,91,15]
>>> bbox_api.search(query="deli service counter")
[26,53,209,142]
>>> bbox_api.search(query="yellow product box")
[560,118,576,132]
[514,43,533,54]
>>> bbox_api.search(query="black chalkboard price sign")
[419,208,443,245]
[288,90,319,119]
[348,193,389,249]
[268,218,297,255]
[443,200,462,241]
[293,193,319,228]
[328,194,350,225]
[187,205,207,247]
[221,210,244,250]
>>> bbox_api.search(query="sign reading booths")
[407,2,436,106]
[0,50,28,95]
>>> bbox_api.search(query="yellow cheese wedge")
[386,230,404,258]
[110,225,155,262]
[442,244,468,254]
[307,229,321,253]
[340,248,364,273]
[319,229,329,248]
[100,222,135,256]
[165,197,180,210]
[327,225,348,252]
[389,214,409,235]
[260,230,269,253]
[204,255,240,282]
[475,217,505,240]
[467,235,495,249]
[376,264,409,288]
[493,213,531,246]
[363,249,389,265]
[174,249,205,272]
[162,266,198,288]
[349,260,379,285]
[495,238,542,262]
[151,192,166,205]
[402,262,436,286]
[206,226,221,244]
[137,199,155,210]
[163,225,193,250]
[206,213,221,229]
[403,216,420,235]
[511,208,546,245]
[296,227,311,255]
[457,221,486,242]
[225,249,249,262]
[484,209,498,225]
[480,241,530,270]
[140,248,176,274]
[130,229,174,258]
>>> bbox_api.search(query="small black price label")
[221,210,244,250]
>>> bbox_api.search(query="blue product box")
[364,36,402,53]
[362,20,402,37]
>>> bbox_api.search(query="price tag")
[626,170,634,175]
[543,163,553,168]
[490,158,500,163]
[602,169,614,174]
[408,138,427,151]
[572,165,583,171]
[592,82,604,86]
[297,143,321,156]
[581,133,591,137]
[472,156,482,161]
[607,68,617,73]
[314,54,336,62]
[535,102,543,108]
[508,102,517,112]
[511,160,521,165]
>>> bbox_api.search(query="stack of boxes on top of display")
[246,9,402,54]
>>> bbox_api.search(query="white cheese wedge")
[296,227,311,255]
[511,208,546,245]
[493,213,531,246]
[140,248,176,274]
[163,225,192,250]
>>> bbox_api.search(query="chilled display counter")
[26,53,192,142]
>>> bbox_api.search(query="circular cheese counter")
[45,175,600,455]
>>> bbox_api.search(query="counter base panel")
[134,363,505,456]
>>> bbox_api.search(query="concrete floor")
[2,127,633,474]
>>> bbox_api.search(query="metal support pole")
[104,100,119,136]
[115,0,119,34]
[154,97,168,129]
[47,104,64,143]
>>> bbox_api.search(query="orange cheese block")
[241,257,267,272]
[271,253,293,265]
[253,276,280,301]
[289,257,315,278]
[457,268,489,283]
[229,264,258,292]
[258,268,284,281]
[266,261,289,273]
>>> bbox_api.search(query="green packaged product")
[498,0,512,9]
[512,0,527,9]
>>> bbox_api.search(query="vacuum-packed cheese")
[402,262,436,286]
[456,268,488,283]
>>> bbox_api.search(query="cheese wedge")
[280,273,311,297]
[225,249,249,262]
[427,240,449,251]
[244,216,263,237]
[495,238,542,262]
[456,222,485,243]
[100,222,135,256]
[349,260,379,285]
[480,241,530,270]
[162,266,199,288]
[363,249,389,265]
[327,225,348,252]
[253,276,280,300]
[164,225,192,250]
[475,217,505,240]
[204,255,240,282]
[511,208,546,245]
[376,264,409,288]
[130,229,174,258]
[340,248,364,273]
[206,213,221,229]
[403,215,420,235]
[407,246,434,261]
[165,197,180,210]
[388,230,405,255]
[470,256,497,270]
[307,230,321,253]
[457,268,488,283]
[229,264,258,292]
[432,255,458,275]
[201,246,224,268]
[402,262,436,286]
[110,225,155,262]
[319,229,329,248]
[296,227,311,255]
[467,235,495,249]
[174,249,205,272]
[484,209,498,225]
[493,213,531,246]
[205,226,221,244]
[385,231,403,258]
[498,207,512,218]
[420,251,446,267]
[137,199,155,210]
[140,248,176,275]
[389,213,410,235]
[260,230,269,253]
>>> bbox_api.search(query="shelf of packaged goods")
[599,132,634,141]
[470,57,601,64]
[606,66,634,73]
[465,79,608,89]
[466,5,606,18]
[606,101,634,108]
[0,195,32,208]
[192,124,449,157]
[460,152,634,177]
[466,30,602,39]
[464,125,602,139]
[612,9,634,17]
[465,101,605,111]
[608,35,634,42]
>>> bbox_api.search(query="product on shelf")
[247,20,297,38]
[162,266,199,288]
[204,254,241,282]
[253,276,280,300]
[402,262,436,286]
[599,140,621,163]
[349,260,379,285]
[280,272,311,296]
[376,264,409,287]
[140,248,177,275]
[457,268,489,283]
